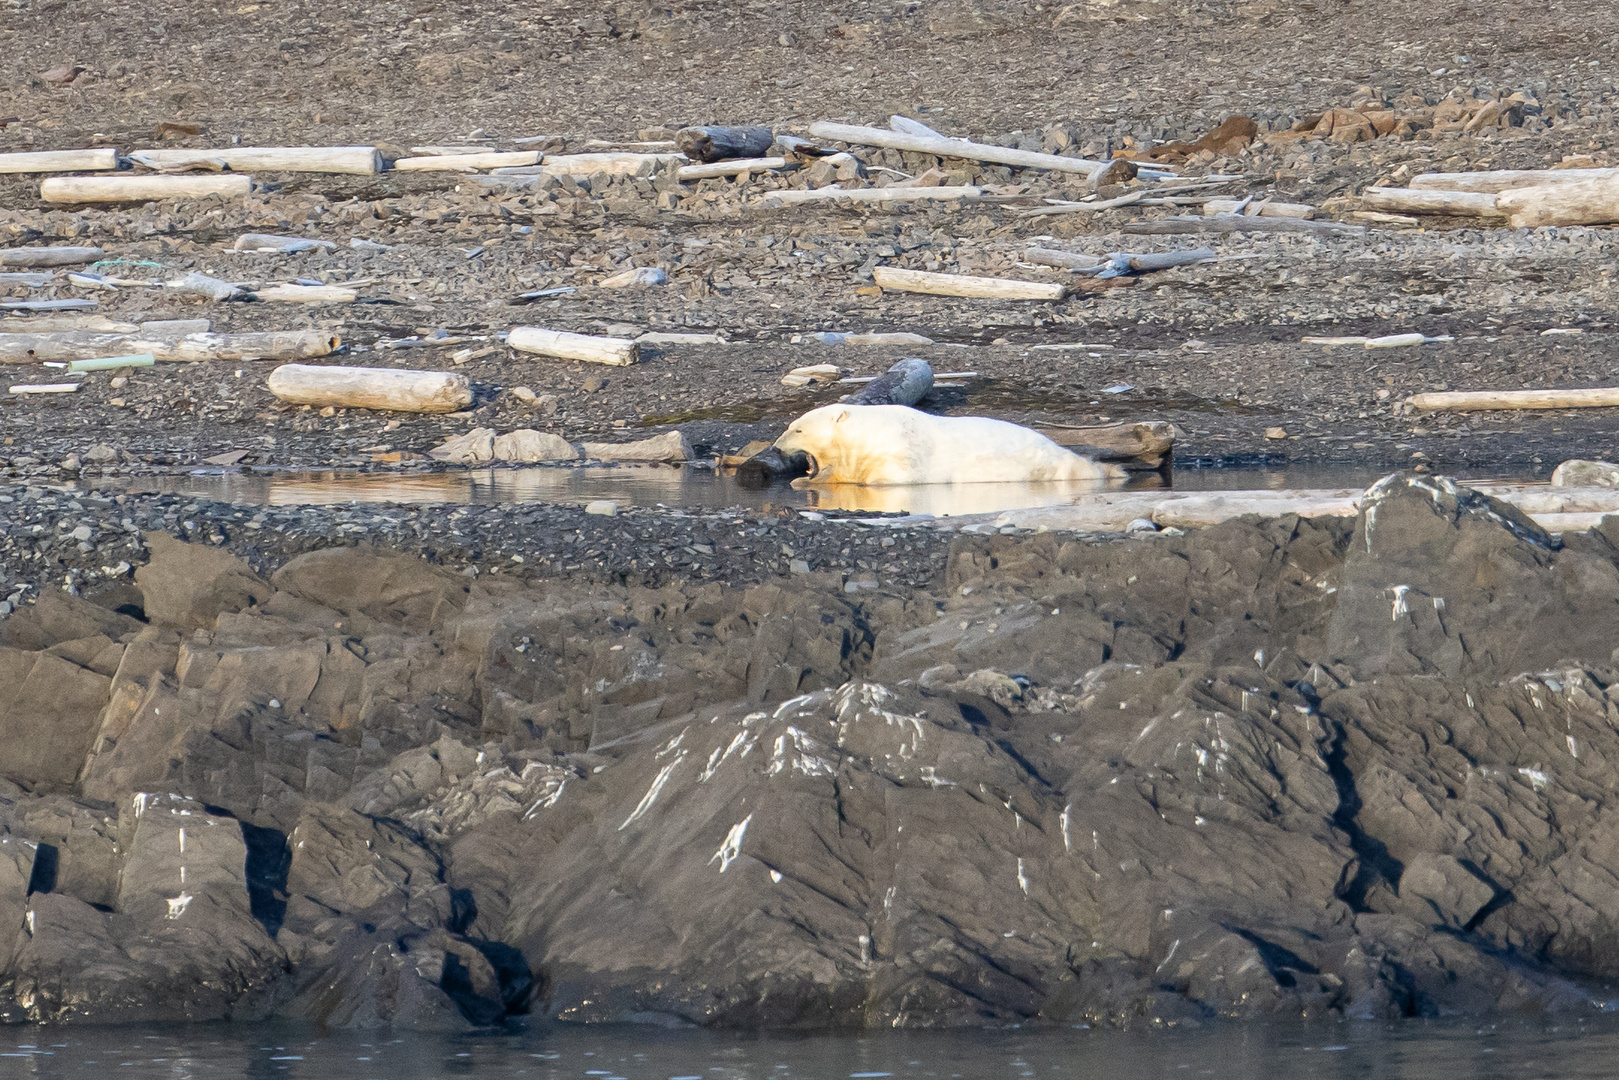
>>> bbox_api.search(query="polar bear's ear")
[832,408,848,424]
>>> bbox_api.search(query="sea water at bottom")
[1,1016,1616,1080]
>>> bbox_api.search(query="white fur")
[773,404,1123,486]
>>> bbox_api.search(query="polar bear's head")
[772,404,852,479]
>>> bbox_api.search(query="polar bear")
[772,404,1124,486]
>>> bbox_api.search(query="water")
[95,462,1544,517]
[1,1018,1615,1080]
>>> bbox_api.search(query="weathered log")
[508,327,639,366]
[267,364,471,413]
[127,146,380,174]
[9,382,78,394]
[1496,173,1619,229]
[0,272,52,286]
[0,298,96,312]
[1407,387,1619,411]
[0,330,339,364]
[1080,248,1217,279]
[676,126,775,163]
[677,157,788,180]
[42,174,253,203]
[0,246,103,268]
[762,185,983,206]
[1361,187,1503,216]
[1032,420,1177,468]
[229,234,337,253]
[1202,198,1316,218]
[1024,247,1106,271]
[391,151,540,171]
[1411,167,1619,194]
[872,267,1065,300]
[0,149,119,174]
[808,121,1109,178]
[495,153,683,178]
[253,284,358,303]
[847,358,934,406]
[1122,214,1367,238]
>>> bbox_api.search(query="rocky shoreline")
[6,474,1619,1026]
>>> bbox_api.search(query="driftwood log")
[763,185,982,206]
[0,246,103,268]
[1496,173,1619,229]
[677,157,788,180]
[267,364,471,413]
[1032,420,1176,469]
[0,149,118,174]
[1202,198,1316,219]
[128,146,381,174]
[42,175,253,203]
[0,330,339,364]
[846,358,934,406]
[808,121,1109,179]
[873,267,1065,300]
[391,151,539,172]
[676,126,775,163]
[1410,167,1619,194]
[1361,187,1504,216]
[508,327,639,366]
[1122,214,1367,238]
[1407,387,1619,412]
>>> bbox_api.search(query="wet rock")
[429,427,496,464]
[492,429,577,463]
[135,532,270,631]
[1324,473,1619,677]
[270,546,469,628]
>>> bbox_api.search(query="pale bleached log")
[1411,167,1619,194]
[1497,173,1619,229]
[872,266,1065,301]
[128,146,380,174]
[9,382,78,394]
[1407,387,1619,411]
[0,246,103,268]
[229,234,337,253]
[982,484,1619,534]
[0,273,52,286]
[508,327,639,366]
[253,284,358,303]
[0,298,96,312]
[0,149,119,174]
[1202,198,1316,218]
[1361,187,1503,216]
[408,145,496,156]
[763,185,983,206]
[1024,248,1106,271]
[0,330,339,364]
[1122,214,1367,238]
[42,174,253,203]
[678,157,787,180]
[808,121,1109,179]
[267,364,471,413]
[496,153,684,178]
[391,151,540,172]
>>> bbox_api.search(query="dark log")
[676,126,775,164]
[847,358,934,407]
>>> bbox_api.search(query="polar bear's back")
[840,406,1112,484]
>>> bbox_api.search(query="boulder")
[492,429,577,463]
[429,428,495,464]
[0,649,111,789]
[0,589,143,651]
[1551,459,1619,488]
[135,532,270,630]
[270,546,469,627]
